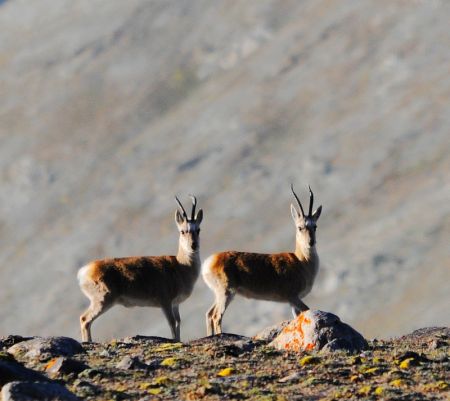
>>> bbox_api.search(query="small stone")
[1,381,79,401]
[45,357,89,377]
[116,355,149,370]
[278,372,302,383]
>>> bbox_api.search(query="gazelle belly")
[117,295,161,308]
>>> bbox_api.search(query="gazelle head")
[290,184,322,248]
[175,195,203,252]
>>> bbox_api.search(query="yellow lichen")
[357,385,372,396]
[364,367,381,375]
[155,342,183,352]
[154,376,172,386]
[374,386,384,395]
[390,379,407,387]
[161,357,178,367]
[399,358,416,369]
[299,356,320,366]
[422,381,449,392]
[148,388,162,395]
[218,367,236,377]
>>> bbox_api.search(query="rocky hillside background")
[0,0,449,341]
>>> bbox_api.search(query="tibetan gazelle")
[202,185,322,336]
[78,196,203,342]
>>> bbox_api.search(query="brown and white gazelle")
[202,185,322,336]
[78,196,203,342]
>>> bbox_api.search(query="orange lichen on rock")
[271,311,317,352]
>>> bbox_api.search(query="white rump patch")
[77,264,92,287]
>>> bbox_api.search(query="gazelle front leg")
[290,297,309,318]
[172,304,181,341]
[162,303,178,341]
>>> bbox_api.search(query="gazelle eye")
[180,230,185,235]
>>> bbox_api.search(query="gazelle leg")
[172,304,181,341]
[290,298,309,318]
[80,298,112,342]
[213,291,234,334]
[162,303,178,340]
[206,304,216,336]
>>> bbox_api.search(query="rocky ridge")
[0,325,448,401]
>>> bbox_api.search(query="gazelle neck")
[176,244,201,267]
[295,239,317,263]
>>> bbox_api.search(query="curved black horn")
[189,194,197,220]
[175,196,188,219]
[308,185,314,216]
[291,183,305,217]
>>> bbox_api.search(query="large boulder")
[1,381,79,401]
[270,310,368,353]
[8,337,83,361]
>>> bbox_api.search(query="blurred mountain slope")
[0,0,449,340]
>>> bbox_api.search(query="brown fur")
[86,256,199,305]
[210,251,318,302]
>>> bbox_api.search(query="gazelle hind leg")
[80,297,113,342]
[213,291,234,334]
[206,304,216,336]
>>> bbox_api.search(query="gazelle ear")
[175,209,185,226]
[312,205,322,221]
[291,204,301,223]
[195,209,203,225]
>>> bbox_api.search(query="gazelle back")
[202,185,322,336]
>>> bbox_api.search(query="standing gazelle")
[202,185,322,336]
[78,196,203,342]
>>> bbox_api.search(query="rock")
[116,355,151,370]
[8,337,84,360]
[1,381,79,401]
[45,357,89,377]
[0,359,50,386]
[189,333,249,346]
[254,321,290,342]
[221,339,256,357]
[0,336,33,350]
[270,310,368,353]
[121,335,176,345]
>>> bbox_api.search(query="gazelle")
[78,195,203,342]
[202,185,322,336]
